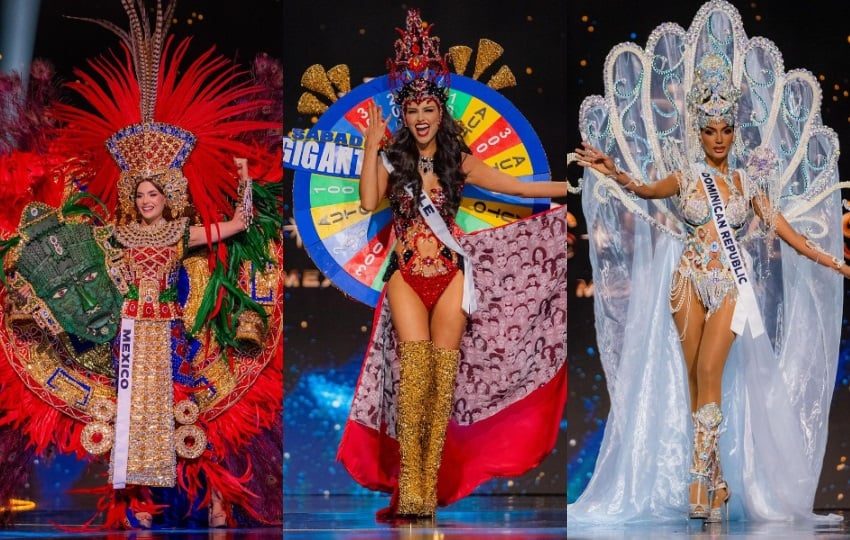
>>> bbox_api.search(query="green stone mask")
[14,204,122,343]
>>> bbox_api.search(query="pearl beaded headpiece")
[687,53,741,128]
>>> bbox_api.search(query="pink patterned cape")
[338,206,567,505]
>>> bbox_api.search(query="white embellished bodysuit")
[671,164,749,317]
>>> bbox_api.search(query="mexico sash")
[112,317,135,488]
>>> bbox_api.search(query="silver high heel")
[706,473,730,523]
[689,403,723,520]
[688,475,710,519]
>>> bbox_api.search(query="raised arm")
[358,102,391,211]
[752,193,850,278]
[463,154,568,198]
[188,208,248,249]
[574,142,679,199]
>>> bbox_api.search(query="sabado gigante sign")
[283,129,365,178]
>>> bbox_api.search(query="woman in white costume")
[568,0,848,524]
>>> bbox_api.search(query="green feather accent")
[61,192,110,224]
[191,179,283,349]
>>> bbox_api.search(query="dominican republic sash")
[112,317,136,488]
[694,165,765,337]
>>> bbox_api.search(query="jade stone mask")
[14,204,122,343]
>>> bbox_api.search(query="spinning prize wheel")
[292,74,550,306]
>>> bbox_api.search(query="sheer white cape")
[568,0,844,525]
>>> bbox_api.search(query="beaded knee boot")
[705,407,730,523]
[421,346,460,515]
[396,340,432,515]
[689,402,722,520]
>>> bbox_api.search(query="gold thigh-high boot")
[421,346,460,515]
[396,340,432,515]
[690,402,724,520]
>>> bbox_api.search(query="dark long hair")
[385,104,470,217]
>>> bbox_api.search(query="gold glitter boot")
[421,346,459,515]
[396,340,432,516]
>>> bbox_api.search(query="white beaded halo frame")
[574,0,847,243]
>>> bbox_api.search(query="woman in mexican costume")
[337,9,568,519]
[568,0,846,525]
[0,0,282,529]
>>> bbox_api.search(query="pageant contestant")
[569,0,846,525]
[0,0,282,529]
[337,9,568,520]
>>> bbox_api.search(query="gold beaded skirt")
[109,318,176,487]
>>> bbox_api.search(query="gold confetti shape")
[327,64,351,95]
[486,65,516,90]
[449,45,473,75]
[301,64,337,102]
[472,39,504,81]
[297,92,328,115]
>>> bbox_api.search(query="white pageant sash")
[380,154,476,315]
[694,165,765,337]
[112,317,136,488]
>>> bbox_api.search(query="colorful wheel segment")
[292,74,551,307]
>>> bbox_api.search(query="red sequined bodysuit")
[386,180,464,311]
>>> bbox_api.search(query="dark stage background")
[1,0,282,512]
[282,0,567,498]
[565,0,850,511]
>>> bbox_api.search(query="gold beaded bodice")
[114,218,188,321]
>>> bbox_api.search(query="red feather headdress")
[53,1,275,227]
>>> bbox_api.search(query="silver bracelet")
[605,167,623,182]
[624,177,644,189]
[805,238,845,272]
[621,172,645,190]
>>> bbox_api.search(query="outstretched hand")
[840,261,850,279]
[364,102,389,150]
[574,142,617,177]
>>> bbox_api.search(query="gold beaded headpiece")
[107,122,194,217]
[55,0,275,228]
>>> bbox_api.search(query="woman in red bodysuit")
[343,9,568,519]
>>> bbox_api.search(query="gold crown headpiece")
[107,122,195,217]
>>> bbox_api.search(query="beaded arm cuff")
[805,237,845,271]
[608,168,645,190]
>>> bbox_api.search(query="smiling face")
[135,180,167,225]
[403,98,442,149]
[700,120,734,163]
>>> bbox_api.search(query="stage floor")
[7,499,846,538]
[567,512,850,539]
[0,524,281,540]
[0,512,282,539]
[284,494,567,539]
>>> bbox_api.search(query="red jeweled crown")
[387,9,451,106]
